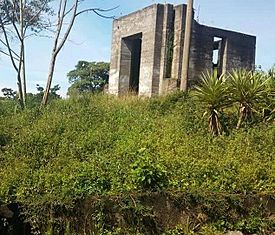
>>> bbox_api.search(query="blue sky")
[1,0,275,96]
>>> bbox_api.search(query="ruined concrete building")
[109,4,256,96]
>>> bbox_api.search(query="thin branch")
[0,39,20,58]
[26,33,54,39]
[64,5,75,17]
[57,0,63,20]
[54,0,68,52]
[25,1,48,29]
[91,10,116,19]
[55,0,78,55]
[3,1,22,41]
[75,6,119,18]
[0,17,19,72]
[67,38,84,46]
[9,0,20,22]
[0,49,20,61]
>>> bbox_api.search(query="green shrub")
[131,149,168,191]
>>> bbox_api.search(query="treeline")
[1,61,110,107]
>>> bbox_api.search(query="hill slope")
[0,93,274,234]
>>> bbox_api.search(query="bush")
[131,149,168,191]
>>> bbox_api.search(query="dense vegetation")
[67,61,110,96]
[0,88,274,234]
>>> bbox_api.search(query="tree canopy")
[0,0,53,30]
[67,61,109,95]
[0,0,54,108]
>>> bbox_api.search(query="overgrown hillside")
[0,92,274,234]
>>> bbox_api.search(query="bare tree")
[41,0,116,106]
[0,0,52,108]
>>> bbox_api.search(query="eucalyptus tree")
[0,0,53,108]
[41,0,116,106]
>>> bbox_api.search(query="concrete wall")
[109,4,172,97]
[109,5,157,96]
[170,5,186,89]
[172,14,256,86]
[109,3,256,96]
[189,23,256,85]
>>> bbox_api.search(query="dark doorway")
[129,37,142,93]
[121,33,142,94]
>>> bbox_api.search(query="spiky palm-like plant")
[194,73,228,136]
[227,70,268,128]
[261,71,275,122]
[268,65,275,79]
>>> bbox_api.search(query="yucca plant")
[227,70,268,129]
[261,71,275,122]
[194,73,228,136]
[268,64,275,78]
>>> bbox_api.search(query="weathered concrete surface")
[109,4,161,97]
[189,23,256,85]
[109,3,256,97]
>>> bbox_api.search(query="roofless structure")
[109,4,256,96]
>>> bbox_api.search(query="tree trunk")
[41,52,57,106]
[41,0,78,106]
[237,105,245,129]
[0,6,24,108]
[17,73,24,109]
[19,0,26,106]
[21,42,27,104]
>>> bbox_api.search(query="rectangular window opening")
[212,36,224,78]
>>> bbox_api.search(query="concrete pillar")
[171,5,186,82]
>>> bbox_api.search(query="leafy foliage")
[1,88,16,100]
[0,85,60,107]
[34,84,61,100]
[67,61,109,95]
[0,93,274,199]
[261,69,275,121]
[0,0,53,32]
[194,69,275,134]
[131,149,168,190]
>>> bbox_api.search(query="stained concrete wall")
[188,23,256,85]
[171,5,186,83]
[109,4,170,97]
[109,3,256,96]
